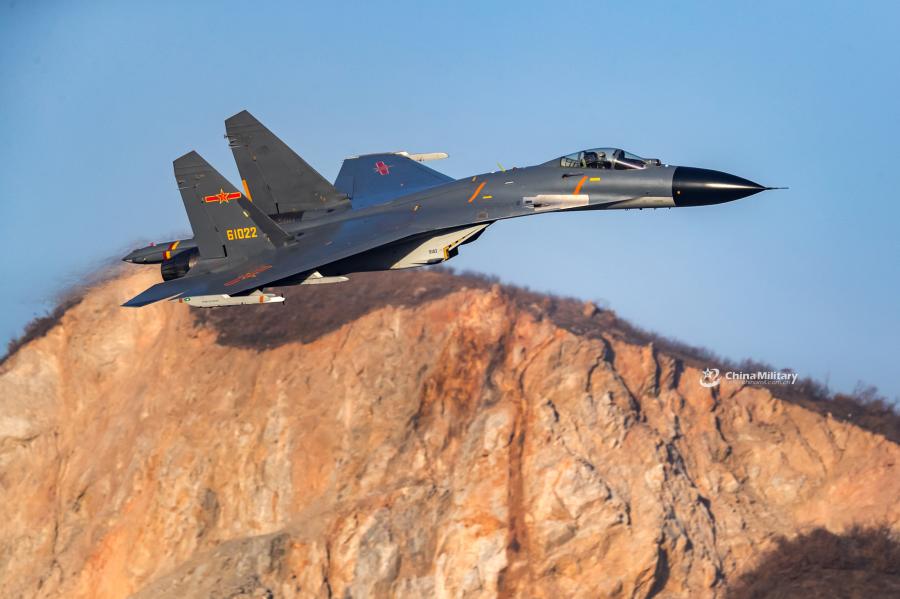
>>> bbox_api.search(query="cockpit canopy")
[558,148,656,170]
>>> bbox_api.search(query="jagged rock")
[0,268,897,598]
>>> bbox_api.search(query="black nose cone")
[673,167,768,206]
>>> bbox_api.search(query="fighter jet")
[122,111,777,307]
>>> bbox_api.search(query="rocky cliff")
[1,267,898,598]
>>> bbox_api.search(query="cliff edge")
[1,267,898,598]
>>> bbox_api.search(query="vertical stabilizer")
[174,151,290,260]
[225,110,350,218]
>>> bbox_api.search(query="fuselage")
[124,160,767,264]
[124,153,769,284]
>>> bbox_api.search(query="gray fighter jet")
[122,111,777,307]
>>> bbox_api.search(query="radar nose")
[672,167,769,206]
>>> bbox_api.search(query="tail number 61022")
[226,227,258,241]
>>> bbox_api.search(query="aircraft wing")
[123,210,418,307]
[334,152,453,209]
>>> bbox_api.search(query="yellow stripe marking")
[163,240,180,261]
[589,177,602,182]
[241,179,253,201]
[468,181,486,203]
[573,175,588,195]
[482,195,493,199]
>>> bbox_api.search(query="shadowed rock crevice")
[646,545,670,598]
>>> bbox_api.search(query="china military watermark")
[700,367,798,388]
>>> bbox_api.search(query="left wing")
[123,209,419,307]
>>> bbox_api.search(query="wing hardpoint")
[225,110,350,217]
[334,153,454,209]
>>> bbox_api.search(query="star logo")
[699,368,721,388]
[203,188,242,203]
[224,264,273,287]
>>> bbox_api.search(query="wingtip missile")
[394,151,449,162]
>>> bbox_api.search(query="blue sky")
[2,1,898,398]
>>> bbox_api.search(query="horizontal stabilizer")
[122,273,202,307]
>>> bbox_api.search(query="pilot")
[598,152,611,168]
[584,151,609,169]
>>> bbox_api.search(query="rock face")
[0,268,898,598]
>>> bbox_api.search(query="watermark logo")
[699,367,799,388]
[700,368,721,388]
